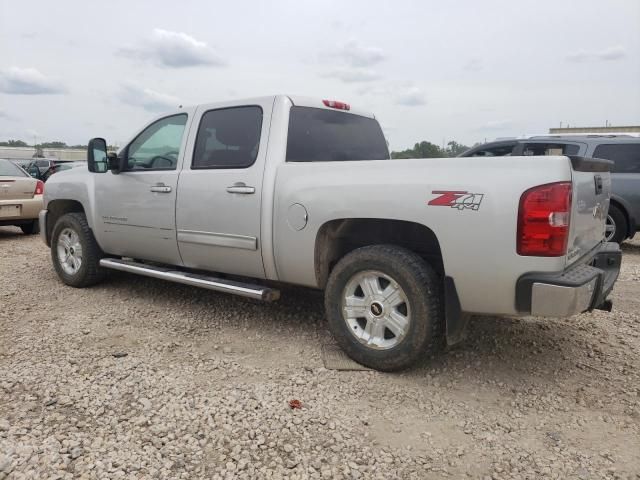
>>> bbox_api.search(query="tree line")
[2,137,475,158]
[0,139,89,149]
[391,140,472,159]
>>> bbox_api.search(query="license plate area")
[0,204,21,217]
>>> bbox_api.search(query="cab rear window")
[286,106,389,162]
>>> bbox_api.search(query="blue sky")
[1,0,638,149]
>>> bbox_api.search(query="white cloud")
[464,58,483,72]
[117,83,180,112]
[0,67,66,95]
[118,29,225,68]
[320,39,387,83]
[396,87,426,106]
[477,119,514,131]
[566,51,590,63]
[566,45,626,62]
[336,39,386,68]
[598,45,626,60]
[324,68,381,83]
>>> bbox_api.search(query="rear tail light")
[322,99,350,111]
[517,182,572,256]
[34,180,44,196]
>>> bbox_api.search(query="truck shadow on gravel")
[99,270,602,388]
[415,315,595,384]
[621,240,640,255]
[0,226,26,240]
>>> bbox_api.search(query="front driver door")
[94,112,191,265]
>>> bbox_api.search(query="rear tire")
[324,245,444,371]
[20,220,39,235]
[606,204,627,244]
[51,212,106,287]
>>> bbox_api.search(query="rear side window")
[521,143,580,156]
[192,106,263,169]
[286,106,389,162]
[593,144,640,173]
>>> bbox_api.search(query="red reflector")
[34,180,44,196]
[517,182,572,257]
[322,99,350,110]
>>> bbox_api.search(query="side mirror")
[87,138,108,173]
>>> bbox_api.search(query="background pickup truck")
[39,95,621,371]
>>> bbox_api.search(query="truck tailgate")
[566,156,613,266]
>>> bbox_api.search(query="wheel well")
[45,200,85,245]
[609,199,630,237]
[314,218,443,288]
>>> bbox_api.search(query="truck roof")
[174,95,376,119]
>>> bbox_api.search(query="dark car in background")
[460,135,640,244]
[40,160,86,182]
[7,159,85,182]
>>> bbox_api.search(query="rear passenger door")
[176,100,272,279]
[593,143,640,227]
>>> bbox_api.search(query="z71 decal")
[428,191,484,211]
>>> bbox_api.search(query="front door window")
[126,114,187,171]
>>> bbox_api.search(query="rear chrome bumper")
[516,242,621,317]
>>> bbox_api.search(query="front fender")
[44,169,97,231]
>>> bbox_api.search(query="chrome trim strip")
[99,258,279,301]
[177,230,257,250]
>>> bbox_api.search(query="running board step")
[99,258,280,302]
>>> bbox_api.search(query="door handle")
[150,184,172,193]
[226,183,255,194]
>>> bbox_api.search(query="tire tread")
[325,245,444,371]
[51,212,106,287]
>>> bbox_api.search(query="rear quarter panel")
[611,173,640,230]
[273,156,573,315]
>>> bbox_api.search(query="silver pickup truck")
[39,95,621,370]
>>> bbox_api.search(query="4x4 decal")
[428,191,484,211]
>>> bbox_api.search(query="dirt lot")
[1,227,639,480]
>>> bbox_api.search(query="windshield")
[0,160,27,177]
[286,106,389,162]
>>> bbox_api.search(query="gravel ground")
[1,227,639,480]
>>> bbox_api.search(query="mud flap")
[444,276,471,345]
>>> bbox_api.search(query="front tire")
[606,204,627,244]
[324,245,444,371]
[51,212,106,287]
